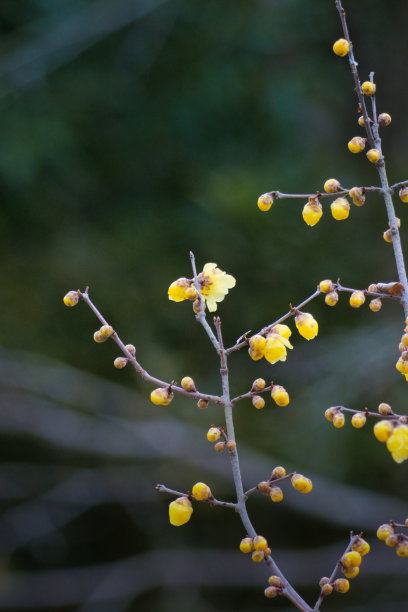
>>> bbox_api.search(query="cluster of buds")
[257,466,287,503]
[248,325,293,364]
[396,318,408,380]
[377,522,408,558]
[383,217,401,244]
[319,279,382,312]
[113,343,135,369]
[168,481,214,527]
[318,536,370,598]
[206,426,236,452]
[250,379,290,409]
[374,418,408,463]
[264,575,285,599]
[239,534,271,563]
[93,324,114,343]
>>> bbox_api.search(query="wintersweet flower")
[169,497,193,526]
[386,425,408,463]
[197,263,236,312]
[264,332,293,364]
[168,277,193,302]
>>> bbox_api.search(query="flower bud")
[257,193,273,212]
[385,534,398,547]
[324,179,341,193]
[368,284,378,293]
[325,291,339,306]
[268,575,284,588]
[93,330,107,343]
[396,540,408,557]
[351,412,366,428]
[291,474,312,493]
[264,586,278,598]
[252,395,265,410]
[333,38,349,56]
[331,197,350,220]
[192,482,212,501]
[226,439,236,451]
[361,81,376,96]
[271,385,290,406]
[169,496,193,526]
[369,298,382,312]
[399,187,408,203]
[239,537,253,553]
[270,486,283,502]
[302,197,323,227]
[325,407,337,422]
[193,299,204,314]
[185,286,198,301]
[319,279,334,293]
[358,115,365,126]
[99,325,114,337]
[214,441,226,452]
[249,334,266,352]
[373,420,394,442]
[333,578,350,593]
[271,466,286,479]
[207,427,221,442]
[295,312,318,340]
[378,112,391,126]
[348,136,366,154]
[248,347,264,361]
[319,577,330,588]
[197,399,208,410]
[342,551,362,568]
[114,357,127,369]
[342,566,359,579]
[63,291,79,307]
[252,550,264,562]
[352,537,370,556]
[367,148,380,163]
[252,378,266,392]
[349,290,365,308]
[150,387,173,406]
[253,535,268,551]
[378,402,392,415]
[258,480,271,495]
[383,229,392,243]
[125,343,136,355]
[333,412,345,428]
[321,583,333,596]
[181,376,196,392]
[349,187,365,206]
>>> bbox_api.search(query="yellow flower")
[168,277,193,302]
[295,312,318,340]
[198,263,236,312]
[386,425,408,463]
[264,332,293,364]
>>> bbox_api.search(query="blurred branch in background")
[0,0,171,98]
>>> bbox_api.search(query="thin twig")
[189,252,220,353]
[79,290,223,405]
[332,405,407,421]
[244,473,294,498]
[231,385,272,406]
[272,186,382,200]
[155,484,237,510]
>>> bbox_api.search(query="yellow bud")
[252,378,266,392]
[192,482,212,501]
[342,566,359,579]
[93,330,107,343]
[291,474,312,493]
[252,550,264,562]
[302,197,323,227]
[253,535,268,551]
[226,439,236,451]
[271,323,292,339]
[321,583,333,596]
[352,537,370,556]
[169,496,193,526]
[271,465,286,479]
[373,420,394,442]
[348,136,366,154]
[319,577,330,588]
[271,385,290,407]
[268,575,284,588]
[319,279,334,293]
[368,283,378,293]
[351,412,366,428]
[325,291,339,306]
[331,197,350,220]
[377,523,394,541]
[248,347,264,361]
[270,486,283,502]
[358,115,365,126]
[369,298,382,312]
[239,537,253,553]
[99,325,114,337]
[150,387,173,406]
[385,534,398,547]
[114,357,127,369]
[332,38,349,56]
[367,148,380,163]
[333,412,345,428]
[214,441,226,452]
[185,286,198,301]
[333,578,350,594]
[181,376,196,392]
[401,333,408,347]
[396,541,408,557]
[361,81,376,96]
[396,357,408,374]
[399,187,408,203]
[257,193,273,212]
[378,112,391,126]
[324,179,341,193]
[63,290,79,307]
[125,343,136,355]
[249,334,267,352]
[349,187,365,206]
[252,395,266,410]
[258,481,271,495]
[349,290,365,308]
[383,229,392,243]
[207,427,221,442]
[197,399,208,410]
[342,551,362,569]
[295,312,318,340]
[325,407,337,422]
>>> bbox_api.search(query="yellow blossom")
[168,277,193,302]
[198,263,236,312]
[295,312,318,340]
[169,497,193,526]
[264,332,293,364]
[386,425,408,463]
[271,324,292,340]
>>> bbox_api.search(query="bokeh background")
[1,0,408,610]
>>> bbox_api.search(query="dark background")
[0,0,408,610]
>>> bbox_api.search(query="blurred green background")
[1,0,408,610]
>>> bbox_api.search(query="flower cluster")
[377,522,408,558]
[168,263,236,312]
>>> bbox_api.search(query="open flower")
[168,263,235,312]
[264,333,293,364]
[386,425,408,463]
[197,263,236,312]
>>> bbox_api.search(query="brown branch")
[244,473,295,499]
[272,186,382,200]
[333,405,407,421]
[155,484,237,510]
[231,385,272,406]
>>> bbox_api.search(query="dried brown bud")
[258,481,271,495]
